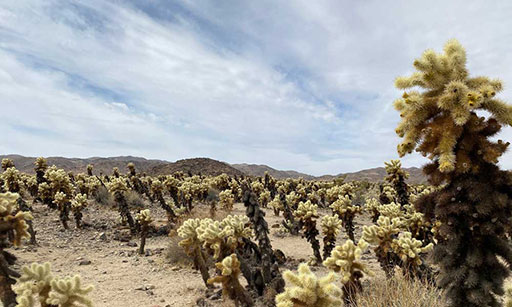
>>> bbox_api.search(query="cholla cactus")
[379,184,396,204]
[14,262,94,307]
[275,263,342,307]
[70,193,87,228]
[151,179,177,225]
[362,216,401,278]
[259,189,271,208]
[250,181,264,195]
[112,167,120,178]
[1,158,14,171]
[86,164,93,176]
[2,167,22,192]
[0,192,33,306]
[330,195,361,241]
[208,254,253,306]
[220,215,252,248]
[218,189,235,211]
[269,195,284,216]
[384,160,410,206]
[285,191,300,209]
[53,192,70,229]
[294,200,322,262]
[320,215,342,259]
[136,209,152,255]
[364,198,381,222]
[178,218,210,286]
[393,40,512,306]
[391,232,433,279]
[323,239,373,305]
[34,157,48,184]
[108,178,136,234]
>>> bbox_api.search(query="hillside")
[341,166,426,184]
[231,163,315,180]
[0,154,168,176]
[151,158,244,177]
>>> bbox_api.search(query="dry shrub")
[125,190,145,209]
[94,186,113,206]
[356,275,446,307]
[166,234,194,267]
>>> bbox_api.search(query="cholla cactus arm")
[208,254,253,306]
[392,232,433,266]
[377,202,403,220]
[47,275,94,307]
[196,219,233,259]
[1,192,33,246]
[275,263,342,307]
[13,262,53,306]
[135,209,152,224]
[320,215,342,259]
[1,158,14,171]
[323,239,373,304]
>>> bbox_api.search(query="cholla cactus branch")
[275,263,342,307]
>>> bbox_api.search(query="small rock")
[126,242,138,247]
[98,232,107,241]
[79,260,91,266]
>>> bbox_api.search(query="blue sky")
[2,1,512,175]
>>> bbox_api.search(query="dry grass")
[356,275,446,307]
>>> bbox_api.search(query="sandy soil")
[10,199,382,307]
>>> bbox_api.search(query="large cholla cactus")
[384,159,409,206]
[0,192,33,306]
[329,195,361,241]
[320,215,342,260]
[394,39,512,306]
[218,189,235,211]
[275,263,342,307]
[259,189,271,208]
[362,216,401,278]
[294,200,322,263]
[207,254,253,306]
[13,262,93,307]
[323,239,373,305]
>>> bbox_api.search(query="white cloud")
[1,0,512,175]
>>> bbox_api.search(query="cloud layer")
[2,1,512,175]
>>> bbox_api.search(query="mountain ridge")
[0,154,426,183]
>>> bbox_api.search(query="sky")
[1,1,512,176]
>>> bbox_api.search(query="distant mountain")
[340,166,426,184]
[152,158,244,177]
[0,154,168,176]
[231,163,315,180]
[231,163,426,184]
[1,154,426,183]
